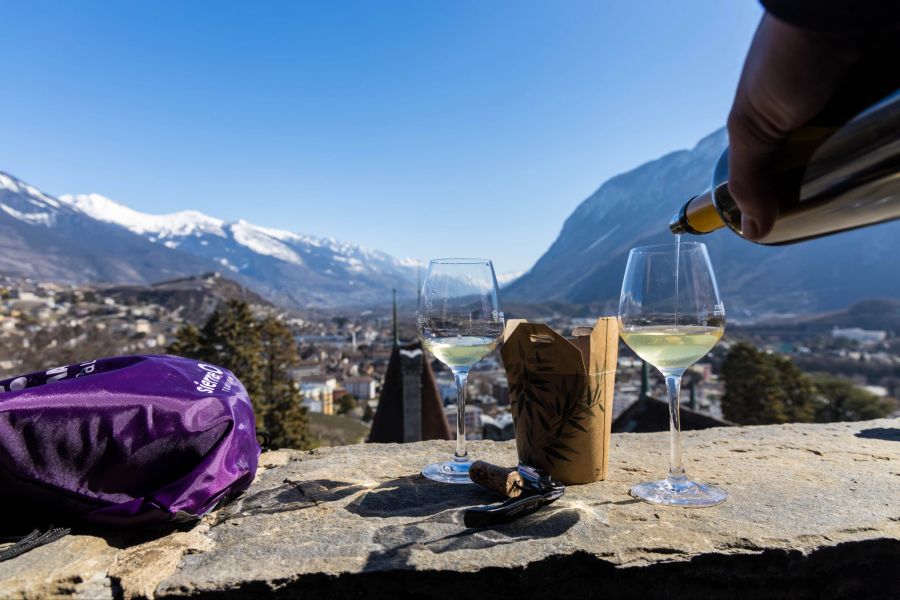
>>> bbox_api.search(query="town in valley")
[1,271,897,447]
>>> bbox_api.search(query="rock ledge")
[2,419,898,599]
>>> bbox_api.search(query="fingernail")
[741,215,759,239]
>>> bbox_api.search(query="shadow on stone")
[161,538,900,600]
[216,479,366,524]
[363,506,581,572]
[855,427,900,442]
[346,475,497,519]
[428,507,581,553]
[596,498,642,506]
[344,474,582,572]
[90,521,195,550]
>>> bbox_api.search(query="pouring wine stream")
[674,234,681,330]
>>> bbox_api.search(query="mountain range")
[3,126,898,314]
[505,128,900,317]
[0,172,418,308]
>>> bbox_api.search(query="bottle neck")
[670,190,725,235]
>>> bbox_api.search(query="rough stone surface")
[1,419,899,599]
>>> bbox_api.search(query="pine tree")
[721,342,770,424]
[167,323,203,359]
[199,300,264,401]
[336,393,358,415]
[258,316,310,450]
[721,341,817,425]
[166,301,310,449]
[812,374,895,422]
[774,354,817,423]
[362,401,375,423]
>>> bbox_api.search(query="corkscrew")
[463,465,565,528]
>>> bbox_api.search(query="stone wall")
[1,419,898,599]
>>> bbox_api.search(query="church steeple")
[392,288,399,348]
[368,286,451,444]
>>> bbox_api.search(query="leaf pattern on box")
[508,344,607,468]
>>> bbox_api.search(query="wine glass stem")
[452,367,469,461]
[663,370,687,485]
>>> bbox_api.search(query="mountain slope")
[0,172,418,307]
[506,129,900,316]
[58,192,419,307]
[100,272,272,323]
[0,173,222,285]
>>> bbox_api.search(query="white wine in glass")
[619,241,727,507]
[620,325,723,371]
[417,258,504,484]
[422,336,500,368]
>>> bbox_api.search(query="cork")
[468,461,526,498]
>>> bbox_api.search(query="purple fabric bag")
[0,355,260,526]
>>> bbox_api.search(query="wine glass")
[417,258,504,484]
[618,241,727,506]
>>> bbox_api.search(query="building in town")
[345,376,377,401]
[300,382,334,415]
[444,404,483,440]
[832,327,887,345]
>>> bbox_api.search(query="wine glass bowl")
[619,241,727,507]
[417,258,504,484]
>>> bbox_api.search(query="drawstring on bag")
[0,527,71,562]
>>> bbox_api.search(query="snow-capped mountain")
[0,172,418,307]
[60,192,227,239]
[0,172,218,286]
[496,271,523,287]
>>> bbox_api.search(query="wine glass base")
[630,478,727,507]
[422,459,474,484]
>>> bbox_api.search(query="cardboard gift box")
[501,317,619,484]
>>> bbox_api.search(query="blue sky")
[0,1,762,273]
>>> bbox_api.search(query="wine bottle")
[670,90,900,245]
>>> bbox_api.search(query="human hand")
[726,14,864,240]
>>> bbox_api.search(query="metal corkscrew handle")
[463,465,565,528]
